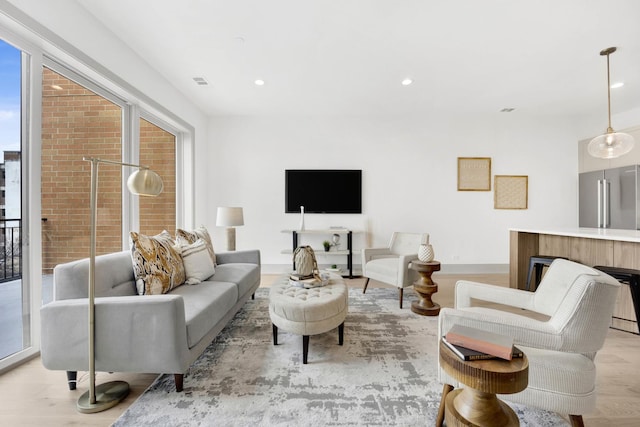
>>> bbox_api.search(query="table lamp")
[216,207,244,251]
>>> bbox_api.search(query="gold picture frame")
[457,157,491,191]
[494,175,528,209]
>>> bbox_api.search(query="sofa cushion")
[208,263,260,298]
[130,230,186,295]
[180,238,216,285]
[176,226,216,265]
[170,281,238,348]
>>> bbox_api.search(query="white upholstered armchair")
[361,232,428,308]
[436,258,621,427]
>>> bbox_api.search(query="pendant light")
[587,47,634,159]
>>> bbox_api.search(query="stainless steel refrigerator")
[579,165,640,229]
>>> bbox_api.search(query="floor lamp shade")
[216,207,244,251]
[77,157,163,414]
[127,168,164,196]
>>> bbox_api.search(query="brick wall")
[41,68,176,271]
[139,118,176,236]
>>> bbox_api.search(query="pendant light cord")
[606,51,612,131]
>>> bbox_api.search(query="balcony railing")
[0,219,21,283]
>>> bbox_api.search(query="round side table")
[410,260,441,316]
[437,339,529,427]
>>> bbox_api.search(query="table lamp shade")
[216,207,244,227]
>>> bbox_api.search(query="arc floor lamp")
[77,157,163,414]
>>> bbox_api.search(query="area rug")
[113,287,568,426]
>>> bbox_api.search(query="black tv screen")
[285,169,362,214]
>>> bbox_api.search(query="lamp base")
[77,380,130,414]
[226,227,236,251]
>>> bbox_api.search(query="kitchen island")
[510,227,640,333]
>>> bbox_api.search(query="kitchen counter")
[509,227,639,333]
[510,227,640,243]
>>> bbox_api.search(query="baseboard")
[262,263,509,275]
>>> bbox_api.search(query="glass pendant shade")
[588,47,635,159]
[588,129,635,159]
[127,168,164,196]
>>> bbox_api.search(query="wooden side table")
[436,339,529,427]
[410,260,441,316]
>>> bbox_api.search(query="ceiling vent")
[192,77,209,86]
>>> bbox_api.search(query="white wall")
[206,114,579,273]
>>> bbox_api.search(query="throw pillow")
[180,238,216,285]
[130,230,186,295]
[176,226,216,265]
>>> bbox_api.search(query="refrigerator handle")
[604,178,610,228]
[597,179,603,228]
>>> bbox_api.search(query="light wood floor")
[1,273,639,426]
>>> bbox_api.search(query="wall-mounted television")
[285,169,362,214]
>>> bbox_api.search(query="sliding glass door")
[0,39,26,361]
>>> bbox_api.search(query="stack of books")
[289,273,329,289]
[443,324,523,361]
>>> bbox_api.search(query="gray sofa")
[40,249,261,392]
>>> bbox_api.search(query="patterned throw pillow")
[180,238,216,285]
[176,226,216,265]
[130,230,186,295]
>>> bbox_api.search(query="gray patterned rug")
[113,287,567,426]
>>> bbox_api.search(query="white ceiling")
[76,0,640,118]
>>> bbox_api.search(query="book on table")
[445,324,516,361]
[442,336,523,361]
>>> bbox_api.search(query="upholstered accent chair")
[361,232,428,308]
[437,258,621,427]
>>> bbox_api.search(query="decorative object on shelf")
[323,240,331,252]
[78,157,163,414]
[588,47,635,159]
[418,234,434,262]
[216,207,244,251]
[494,175,528,209]
[293,245,319,277]
[457,157,491,191]
[299,206,305,231]
[332,233,341,249]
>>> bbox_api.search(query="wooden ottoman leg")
[302,335,310,364]
[338,322,344,345]
[272,324,278,345]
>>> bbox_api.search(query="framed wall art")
[494,175,528,209]
[457,157,491,191]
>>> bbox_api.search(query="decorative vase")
[418,244,434,262]
[299,206,305,231]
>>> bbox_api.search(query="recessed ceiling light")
[254,79,265,86]
[192,77,209,86]
[611,82,624,89]
[500,107,516,113]
[401,78,413,86]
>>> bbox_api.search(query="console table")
[282,229,356,278]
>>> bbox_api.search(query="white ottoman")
[269,275,348,364]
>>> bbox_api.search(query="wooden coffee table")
[436,338,529,427]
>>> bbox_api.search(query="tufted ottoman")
[269,275,348,364]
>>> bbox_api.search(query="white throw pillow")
[180,238,216,285]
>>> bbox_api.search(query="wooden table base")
[445,388,519,427]
[410,260,441,316]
